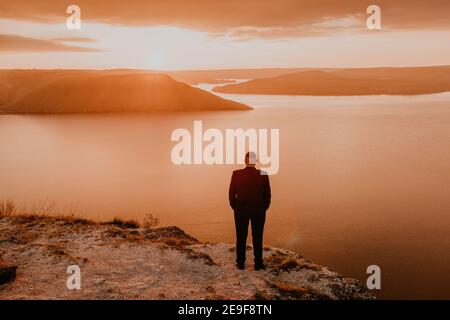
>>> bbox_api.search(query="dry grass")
[26,200,56,216]
[271,281,310,298]
[10,213,94,226]
[46,244,67,257]
[104,227,143,241]
[1,200,94,226]
[184,249,216,266]
[279,257,302,270]
[0,200,15,217]
[266,253,321,272]
[2,201,161,232]
[54,214,93,225]
[162,237,195,248]
[11,213,49,224]
[271,281,331,300]
[158,235,215,266]
[4,229,39,245]
[104,218,140,229]
[44,243,88,264]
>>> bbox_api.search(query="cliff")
[0,213,374,300]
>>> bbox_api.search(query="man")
[228,152,271,270]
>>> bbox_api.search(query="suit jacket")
[229,166,271,215]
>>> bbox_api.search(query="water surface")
[1,91,450,299]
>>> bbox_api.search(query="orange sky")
[0,0,449,70]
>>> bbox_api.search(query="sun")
[146,49,169,70]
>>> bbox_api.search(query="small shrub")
[143,213,160,229]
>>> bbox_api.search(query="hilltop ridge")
[0,70,250,113]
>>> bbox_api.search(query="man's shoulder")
[232,169,245,175]
[233,168,268,176]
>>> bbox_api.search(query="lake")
[1,89,450,299]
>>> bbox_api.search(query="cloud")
[0,0,448,39]
[0,34,101,52]
[213,16,365,40]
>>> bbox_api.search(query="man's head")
[245,151,257,167]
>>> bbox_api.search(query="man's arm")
[229,172,237,210]
[263,174,271,210]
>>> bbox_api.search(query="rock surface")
[0,215,374,300]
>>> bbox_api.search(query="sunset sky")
[1,0,449,70]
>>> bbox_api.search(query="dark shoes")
[236,262,265,270]
[254,263,266,271]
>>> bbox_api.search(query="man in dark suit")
[229,152,271,270]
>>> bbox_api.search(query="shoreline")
[0,213,374,300]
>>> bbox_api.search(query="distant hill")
[213,66,450,96]
[167,68,316,85]
[0,70,250,114]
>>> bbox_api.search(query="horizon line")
[1,64,450,73]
